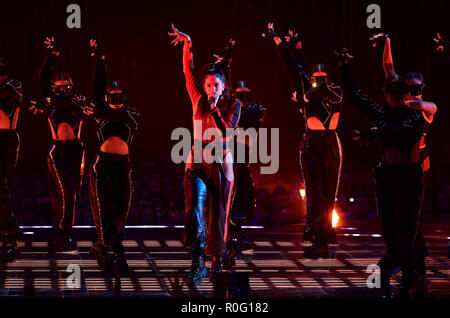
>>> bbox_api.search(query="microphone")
[208,97,216,108]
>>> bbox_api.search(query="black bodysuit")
[0,78,22,238]
[92,59,138,145]
[39,53,86,139]
[340,63,425,287]
[275,40,343,246]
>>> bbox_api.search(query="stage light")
[299,188,306,199]
[349,197,355,202]
[332,209,340,228]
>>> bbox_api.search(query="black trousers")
[89,152,132,248]
[229,163,256,228]
[184,163,234,257]
[47,140,84,233]
[300,131,342,243]
[375,163,425,280]
[0,130,20,238]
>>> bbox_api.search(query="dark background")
[1,0,449,196]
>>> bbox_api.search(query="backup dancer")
[338,48,426,298]
[0,57,22,263]
[369,34,438,295]
[31,37,89,252]
[263,23,343,259]
[88,40,139,274]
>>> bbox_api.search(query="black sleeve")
[39,53,57,98]
[340,64,384,123]
[92,57,108,116]
[210,100,241,134]
[0,79,22,102]
[277,42,312,98]
[378,112,424,142]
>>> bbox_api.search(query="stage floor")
[1,221,449,298]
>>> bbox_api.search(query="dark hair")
[405,72,424,83]
[199,63,231,101]
[200,63,225,83]
[384,74,409,95]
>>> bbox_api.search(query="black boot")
[54,229,77,252]
[112,243,129,276]
[188,255,208,286]
[304,240,329,260]
[0,238,19,264]
[302,225,314,243]
[224,238,237,269]
[328,228,338,245]
[237,228,252,252]
[380,271,392,298]
[210,256,225,279]
[90,242,111,273]
[395,270,416,299]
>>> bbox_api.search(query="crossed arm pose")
[338,49,427,298]
[88,39,139,275]
[31,37,91,252]
[0,57,23,263]
[169,24,241,287]
[263,23,342,259]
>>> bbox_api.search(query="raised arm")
[39,37,59,97]
[405,100,437,122]
[370,33,395,79]
[213,38,235,82]
[90,39,107,113]
[382,35,395,78]
[169,24,202,111]
[337,49,384,123]
[263,24,311,99]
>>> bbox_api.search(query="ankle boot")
[0,238,19,264]
[112,243,129,275]
[90,242,110,272]
[210,256,225,279]
[304,240,329,260]
[54,229,77,252]
[188,254,208,286]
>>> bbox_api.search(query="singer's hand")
[169,24,191,46]
[369,33,388,47]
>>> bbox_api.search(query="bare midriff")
[100,136,129,155]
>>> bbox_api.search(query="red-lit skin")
[404,78,437,123]
[378,34,437,118]
[0,75,20,130]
